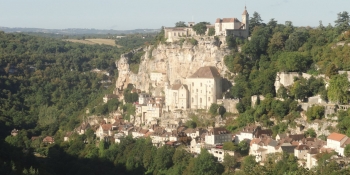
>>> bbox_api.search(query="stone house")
[96,124,114,139]
[64,132,74,142]
[184,128,205,139]
[234,125,271,144]
[204,127,232,145]
[190,137,203,154]
[209,147,235,162]
[43,136,54,144]
[11,129,19,136]
[131,127,149,138]
[186,66,222,110]
[294,144,310,160]
[140,98,163,124]
[249,135,278,162]
[150,72,166,86]
[165,84,189,111]
[76,122,90,135]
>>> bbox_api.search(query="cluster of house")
[67,117,350,167]
[234,125,350,169]
[164,6,249,42]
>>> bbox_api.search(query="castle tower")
[242,6,249,37]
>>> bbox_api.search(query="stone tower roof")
[188,66,221,78]
[242,6,249,15]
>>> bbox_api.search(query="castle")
[164,6,249,42]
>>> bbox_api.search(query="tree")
[306,105,325,121]
[208,28,215,36]
[241,155,257,173]
[223,141,238,151]
[209,103,220,116]
[249,12,263,34]
[277,52,310,72]
[192,22,210,35]
[175,21,187,27]
[268,32,285,55]
[223,153,237,173]
[344,144,350,157]
[327,74,350,104]
[304,128,317,138]
[334,11,350,33]
[186,149,224,175]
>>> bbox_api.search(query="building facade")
[186,66,222,110]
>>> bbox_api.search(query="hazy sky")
[0,0,349,30]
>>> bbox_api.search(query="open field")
[63,39,121,47]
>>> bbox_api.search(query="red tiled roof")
[327,133,347,141]
[101,124,113,131]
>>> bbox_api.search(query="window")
[200,83,202,87]
[196,89,198,92]
[200,98,202,103]
[192,82,194,86]
[208,97,210,101]
[192,98,194,103]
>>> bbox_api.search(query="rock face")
[115,37,231,95]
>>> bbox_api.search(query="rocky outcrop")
[115,37,231,95]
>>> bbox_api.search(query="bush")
[306,105,325,121]
[190,38,198,46]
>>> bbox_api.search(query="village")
[7,6,350,173]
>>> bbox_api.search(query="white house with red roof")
[327,132,350,156]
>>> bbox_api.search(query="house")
[96,124,113,139]
[139,93,151,105]
[186,66,222,110]
[327,132,350,156]
[103,94,118,103]
[184,128,205,139]
[190,137,203,154]
[249,135,278,162]
[140,98,164,124]
[234,125,271,144]
[11,129,19,136]
[306,148,319,169]
[205,127,232,145]
[114,133,125,143]
[43,136,54,144]
[294,144,310,159]
[209,147,235,162]
[131,127,149,138]
[64,132,74,142]
[76,122,90,135]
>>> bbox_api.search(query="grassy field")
[64,39,121,47]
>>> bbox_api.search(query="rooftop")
[328,132,347,142]
[188,66,221,79]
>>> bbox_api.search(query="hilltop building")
[163,6,249,42]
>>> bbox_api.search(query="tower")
[242,6,249,37]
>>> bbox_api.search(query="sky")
[0,0,349,30]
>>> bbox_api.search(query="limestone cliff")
[115,37,231,96]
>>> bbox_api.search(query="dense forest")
[1,11,350,175]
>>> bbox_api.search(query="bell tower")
[242,6,249,36]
